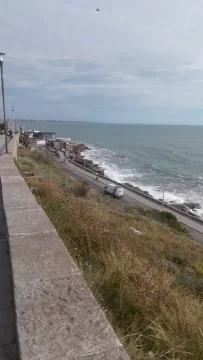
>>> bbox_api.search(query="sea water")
[20,122,203,217]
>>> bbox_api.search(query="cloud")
[1,0,203,122]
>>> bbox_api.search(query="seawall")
[0,140,130,360]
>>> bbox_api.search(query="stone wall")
[0,145,130,360]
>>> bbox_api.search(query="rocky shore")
[48,139,203,219]
[168,202,201,216]
[123,182,202,217]
[123,182,154,198]
[59,140,106,176]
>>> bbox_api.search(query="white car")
[104,184,124,198]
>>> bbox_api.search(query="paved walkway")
[0,185,18,359]
[0,136,12,153]
[0,135,5,153]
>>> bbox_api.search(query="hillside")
[16,147,203,360]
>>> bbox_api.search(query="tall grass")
[17,149,203,360]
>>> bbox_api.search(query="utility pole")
[0,52,8,153]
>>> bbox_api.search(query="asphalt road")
[52,151,203,244]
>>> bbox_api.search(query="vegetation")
[73,180,91,197]
[139,209,187,234]
[17,147,203,360]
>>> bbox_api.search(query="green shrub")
[144,210,187,234]
[176,273,203,296]
[164,250,187,266]
[195,262,203,275]
[30,150,52,165]
[18,147,52,165]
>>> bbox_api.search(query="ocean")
[20,122,203,217]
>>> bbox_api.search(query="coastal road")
[52,152,203,244]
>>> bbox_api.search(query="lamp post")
[0,52,8,153]
[162,176,165,211]
[12,105,15,133]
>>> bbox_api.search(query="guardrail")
[57,150,203,228]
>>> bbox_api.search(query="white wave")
[83,144,203,218]
[83,145,143,182]
[132,183,186,203]
[193,208,203,218]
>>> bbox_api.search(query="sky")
[1,0,203,124]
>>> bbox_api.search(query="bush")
[144,210,187,234]
[18,147,52,165]
[30,149,52,165]
[164,250,187,266]
[195,262,203,275]
[176,273,203,296]
[73,180,91,198]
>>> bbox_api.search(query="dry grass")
[17,148,203,360]
[73,180,91,197]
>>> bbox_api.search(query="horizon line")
[17,120,203,126]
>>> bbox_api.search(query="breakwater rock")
[61,141,105,176]
[169,201,202,217]
[123,182,202,217]
[123,182,153,197]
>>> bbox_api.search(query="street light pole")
[0,52,8,153]
[162,176,165,211]
[12,106,15,133]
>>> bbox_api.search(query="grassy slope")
[16,148,203,360]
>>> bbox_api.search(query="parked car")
[104,184,124,198]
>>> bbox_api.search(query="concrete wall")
[0,134,19,157]
[8,134,19,159]
[0,144,130,359]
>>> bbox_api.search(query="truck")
[104,184,124,199]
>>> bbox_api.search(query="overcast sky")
[1,0,203,123]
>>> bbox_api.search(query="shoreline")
[81,145,203,220]
[46,137,203,219]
